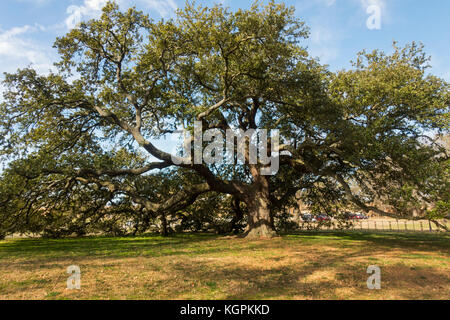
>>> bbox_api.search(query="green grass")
[0,232,449,300]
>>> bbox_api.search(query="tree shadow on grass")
[283,231,450,252]
[1,231,448,267]
[0,233,223,262]
[0,232,448,299]
[162,247,449,300]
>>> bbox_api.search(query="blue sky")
[0,0,448,167]
[0,0,449,80]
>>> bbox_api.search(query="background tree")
[0,1,448,238]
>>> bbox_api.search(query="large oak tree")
[0,1,448,238]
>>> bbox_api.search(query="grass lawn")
[0,232,449,300]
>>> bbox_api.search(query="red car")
[316,214,331,221]
[345,212,368,220]
[345,213,359,220]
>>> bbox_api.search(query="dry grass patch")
[0,232,448,300]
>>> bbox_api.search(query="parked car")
[301,214,316,222]
[357,213,369,219]
[316,214,331,222]
[344,212,360,220]
[351,212,368,219]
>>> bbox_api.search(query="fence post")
[389,221,392,231]
[420,221,424,232]
[374,221,377,231]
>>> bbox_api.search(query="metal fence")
[295,219,449,233]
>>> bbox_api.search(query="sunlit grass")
[0,232,448,300]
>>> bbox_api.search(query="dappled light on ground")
[0,232,448,300]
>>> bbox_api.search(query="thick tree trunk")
[161,213,169,237]
[243,175,277,238]
[226,197,244,234]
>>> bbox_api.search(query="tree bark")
[161,213,169,237]
[243,175,277,238]
[225,197,245,234]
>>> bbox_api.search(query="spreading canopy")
[0,1,448,238]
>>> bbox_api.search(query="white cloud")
[65,0,178,29]
[0,24,56,101]
[65,0,108,29]
[0,24,54,74]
